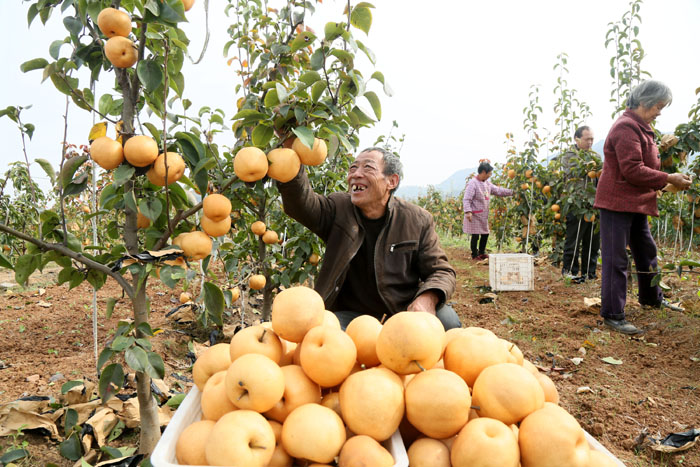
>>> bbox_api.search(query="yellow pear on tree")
[97,7,132,38]
[104,36,137,68]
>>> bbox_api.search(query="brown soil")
[0,247,699,466]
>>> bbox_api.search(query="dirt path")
[0,248,698,466]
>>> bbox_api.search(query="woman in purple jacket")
[594,80,691,334]
[463,160,514,259]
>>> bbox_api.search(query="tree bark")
[117,65,162,453]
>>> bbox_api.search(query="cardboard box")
[489,253,534,291]
[150,387,409,467]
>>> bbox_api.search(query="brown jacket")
[278,168,456,314]
[594,109,668,216]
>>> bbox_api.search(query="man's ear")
[387,173,399,191]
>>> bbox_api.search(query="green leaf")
[125,345,148,373]
[0,449,29,464]
[330,49,353,67]
[175,131,206,166]
[158,265,177,289]
[50,72,79,96]
[64,408,78,435]
[102,446,123,459]
[106,420,126,444]
[35,158,56,185]
[61,380,84,394]
[276,83,289,103]
[290,31,316,52]
[264,89,280,108]
[20,58,49,73]
[0,253,12,269]
[356,40,376,64]
[60,155,88,187]
[86,269,106,289]
[292,127,315,150]
[105,297,117,319]
[137,60,164,94]
[299,71,322,87]
[123,191,137,213]
[231,109,266,125]
[146,351,165,379]
[145,0,160,16]
[601,357,623,365]
[97,348,114,370]
[98,94,114,117]
[50,39,67,60]
[111,335,131,352]
[139,198,163,221]
[324,22,344,41]
[110,164,134,191]
[371,71,393,96]
[310,49,324,70]
[27,4,39,26]
[350,6,372,34]
[311,81,327,102]
[15,254,40,286]
[143,122,162,146]
[252,124,274,147]
[363,91,381,120]
[59,433,82,461]
[350,106,375,125]
[135,322,154,337]
[63,16,82,36]
[166,393,186,408]
[203,282,224,327]
[68,269,85,289]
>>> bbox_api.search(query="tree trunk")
[133,283,160,453]
[258,235,272,320]
[118,67,161,452]
[124,182,162,453]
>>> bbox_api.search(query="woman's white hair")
[627,80,673,109]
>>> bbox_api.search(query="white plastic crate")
[489,253,534,291]
[151,387,622,466]
[150,386,409,467]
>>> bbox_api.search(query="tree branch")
[0,222,135,298]
[55,73,118,124]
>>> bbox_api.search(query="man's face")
[575,129,594,150]
[347,150,397,214]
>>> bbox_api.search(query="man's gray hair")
[359,147,403,194]
[627,80,673,110]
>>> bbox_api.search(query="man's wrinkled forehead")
[352,150,383,167]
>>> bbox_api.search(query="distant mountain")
[396,167,476,200]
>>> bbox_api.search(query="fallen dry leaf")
[601,356,623,365]
[577,386,594,394]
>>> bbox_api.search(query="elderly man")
[561,126,600,281]
[277,147,461,330]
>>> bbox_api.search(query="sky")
[1,0,699,192]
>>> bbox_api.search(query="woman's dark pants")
[599,208,663,320]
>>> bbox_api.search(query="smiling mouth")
[351,184,366,192]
